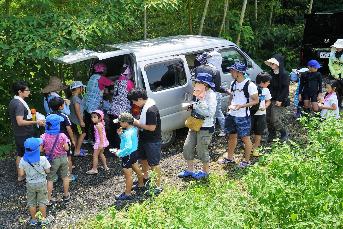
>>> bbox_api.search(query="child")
[18,137,51,226]
[110,112,144,200]
[251,73,272,156]
[319,81,340,119]
[86,110,110,174]
[69,81,87,156]
[299,60,323,113]
[41,114,71,204]
[48,97,77,181]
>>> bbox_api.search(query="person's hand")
[229,104,242,111]
[275,101,282,107]
[80,121,85,128]
[318,103,323,109]
[133,118,140,126]
[71,140,76,147]
[37,119,45,127]
[117,127,123,135]
[64,99,71,106]
[298,94,302,101]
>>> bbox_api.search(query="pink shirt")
[41,133,69,159]
[98,76,113,90]
[118,75,134,91]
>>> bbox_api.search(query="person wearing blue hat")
[219,62,259,168]
[18,137,52,226]
[40,114,71,205]
[178,72,217,180]
[299,59,323,114]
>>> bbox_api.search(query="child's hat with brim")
[23,138,43,164]
[332,39,343,49]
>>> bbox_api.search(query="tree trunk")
[4,0,11,16]
[144,6,147,39]
[269,3,274,26]
[219,0,229,36]
[188,0,193,34]
[198,0,210,35]
[255,0,258,22]
[236,0,248,45]
[308,0,314,14]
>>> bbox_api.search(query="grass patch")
[82,117,343,228]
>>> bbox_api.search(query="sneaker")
[133,178,149,186]
[218,158,236,165]
[154,187,163,196]
[40,216,53,226]
[46,198,57,207]
[218,131,226,137]
[252,149,260,157]
[132,185,146,193]
[192,171,209,180]
[63,194,71,202]
[177,170,194,178]
[29,219,37,226]
[238,161,250,168]
[115,193,133,201]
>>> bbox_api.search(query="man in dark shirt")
[9,81,45,181]
[127,88,162,194]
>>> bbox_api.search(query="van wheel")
[161,130,176,149]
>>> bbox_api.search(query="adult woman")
[42,76,70,115]
[264,54,290,142]
[329,39,343,107]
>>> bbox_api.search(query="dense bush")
[82,118,343,228]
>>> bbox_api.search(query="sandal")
[218,158,236,165]
[86,169,98,175]
[74,149,88,157]
[46,198,57,207]
[63,194,71,202]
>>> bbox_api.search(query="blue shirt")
[43,93,70,115]
[117,127,138,158]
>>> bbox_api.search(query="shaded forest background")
[0,0,342,146]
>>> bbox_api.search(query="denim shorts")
[225,115,251,137]
[138,141,161,166]
[121,151,138,169]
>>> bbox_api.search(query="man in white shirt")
[219,62,259,168]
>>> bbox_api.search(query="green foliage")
[82,118,343,228]
[0,144,14,159]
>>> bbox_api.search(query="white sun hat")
[264,57,279,67]
[332,39,343,49]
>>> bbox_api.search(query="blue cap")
[45,114,64,135]
[23,138,43,164]
[194,72,215,88]
[228,62,247,73]
[307,60,321,69]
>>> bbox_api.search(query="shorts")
[302,93,318,102]
[47,156,69,182]
[183,129,213,163]
[121,151,138,169]
[26,181,48,207]
[14,135,31,157]
[71,123,86,135]
[251,114,267,135]
[225,115,251,137]
[138,141,161,166]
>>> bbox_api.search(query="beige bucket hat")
[264,57,280,67]
[42,76,67,93]
[332,39,343,49]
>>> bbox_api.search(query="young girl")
[110,112,144,200]
[319,81,340,119]
[86,110,109,174]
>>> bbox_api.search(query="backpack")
[230,80,262,116]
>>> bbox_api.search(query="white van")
[57,35,262,147]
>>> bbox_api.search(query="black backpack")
[230,80,262,116]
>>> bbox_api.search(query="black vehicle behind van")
[301,11,343,74]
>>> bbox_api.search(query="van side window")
[220,48,247,74]
[145,59,187,92]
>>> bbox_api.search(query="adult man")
[127,88,162,195]
[329,39,343,107]
[9,81,45,181]
[219,62,259,168]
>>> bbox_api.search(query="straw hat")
[42,76,67,93]
[332,39,343,49]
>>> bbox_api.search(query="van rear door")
[139,55,193,132]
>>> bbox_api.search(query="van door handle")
[184,92,191,101]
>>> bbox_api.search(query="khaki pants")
[183,129,213,163]
[266,101,287,133]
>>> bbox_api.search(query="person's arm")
[133,109,157,132]
[66,126,75,146]
[74,102,85,127]
[235,93,259,109]
[117,133,134,158]
[42,157,51,174]
[276,72,290,105]
[16,116,44,127]
[193,92,217,117]
[134,121,156,131]
[213,71,226,93]
[18,168,25,177]
[265,99,271,110]
[318,73,323,94]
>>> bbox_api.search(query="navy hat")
[23,138,43,164]
[194,72,215,88]
[45,114,64,135]
[228,62,247,73]
[196,52,209,65]
[307,60,321,69]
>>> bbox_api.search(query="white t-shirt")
[228,79,258,117]
[255,88,272,116]
[321,92,340,119]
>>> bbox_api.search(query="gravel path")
[0,100,298,229]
